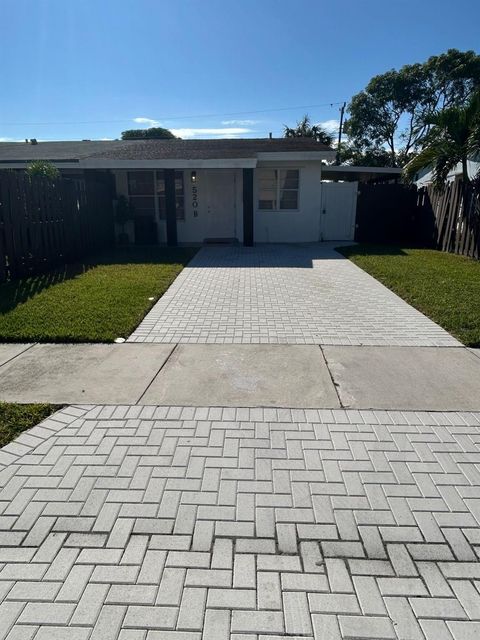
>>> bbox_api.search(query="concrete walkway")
[2,405,480,639]
[1,243,480,639]
[128,244,460,346]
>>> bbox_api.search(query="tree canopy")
[343,49,480,167]
[121,127,177,140]
[403,90,480,188]
[284,114,334,146]
[337,143,400,167]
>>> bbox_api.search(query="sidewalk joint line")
[0,342,37,370]
[320,343,344,409]
[135,343,178,404]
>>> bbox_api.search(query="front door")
[205,170,236,240]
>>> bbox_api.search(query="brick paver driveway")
[2,405,480,639]
[128,244,459,346]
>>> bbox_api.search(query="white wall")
[253,162,323,243]
[114,163,358,245]
[113,168,243,244]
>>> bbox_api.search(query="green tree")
[344,49,480,166]
[403,90,480,188]
[284,114,334,146]
[26,160,60,180]
[338,143,399,167]
[121,127,176,140]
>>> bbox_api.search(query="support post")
[165,169,177,246]
[336,102,346,165]
[242,168,254,246]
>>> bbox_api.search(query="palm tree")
[284,114,334,146]
[404,91,480,189]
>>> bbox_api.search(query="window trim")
[127,169,185,222]
[256,168,300,212]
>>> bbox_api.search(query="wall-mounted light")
[191,171,197,183]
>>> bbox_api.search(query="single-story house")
[0,137,399,246]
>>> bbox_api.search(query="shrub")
[26,160,60,180]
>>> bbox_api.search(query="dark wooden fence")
[355,183,420,244]
[355,180,480,259]
[418,181,480,259]
[0,171,114,282]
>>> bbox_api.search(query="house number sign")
[192,185,199,217]
[191,172,199,217]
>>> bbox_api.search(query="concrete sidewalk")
[2,342,480,410]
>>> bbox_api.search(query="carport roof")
[321,165,402,182]
[0,137,332,163]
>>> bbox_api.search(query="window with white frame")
[127,170,185,220]
[258,169,299,210]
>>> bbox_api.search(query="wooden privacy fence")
[418,181,480,260]
[355,180,480,259]
[0,171,114,282]
[355,183,420,244]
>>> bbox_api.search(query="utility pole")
[336,101,346,165]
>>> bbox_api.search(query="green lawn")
[338,244,480,347]
[0,403,58,449]
[0,247,197,342]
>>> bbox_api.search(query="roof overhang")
[321,165,402,182]
[257,151,335,162]
[80,158,258,169]
[0,158,258,170]
[0,160,82,169]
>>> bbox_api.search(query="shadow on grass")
[0,246,197,315]
[337,244,411,258]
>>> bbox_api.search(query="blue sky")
[1,0,479,142]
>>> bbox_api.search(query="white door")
[320,182,358,241]
[205,170,236,239]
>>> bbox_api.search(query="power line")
[0,101,346,127]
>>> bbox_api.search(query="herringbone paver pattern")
[1,405,480,638]
[128,244,459,346]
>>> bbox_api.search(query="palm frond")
[404,147,437,182]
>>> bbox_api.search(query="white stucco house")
[0,137,368,246]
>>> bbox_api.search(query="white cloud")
[170,127,252,139]
[131,117,255,139]
[221,119,260,126]
[133,117,160,127]
[0,137,23,142]
[318,119,340,134]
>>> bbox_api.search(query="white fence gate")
[319,181,358,241]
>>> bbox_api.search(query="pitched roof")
[0,140,124,162]
[0,137,332,163]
